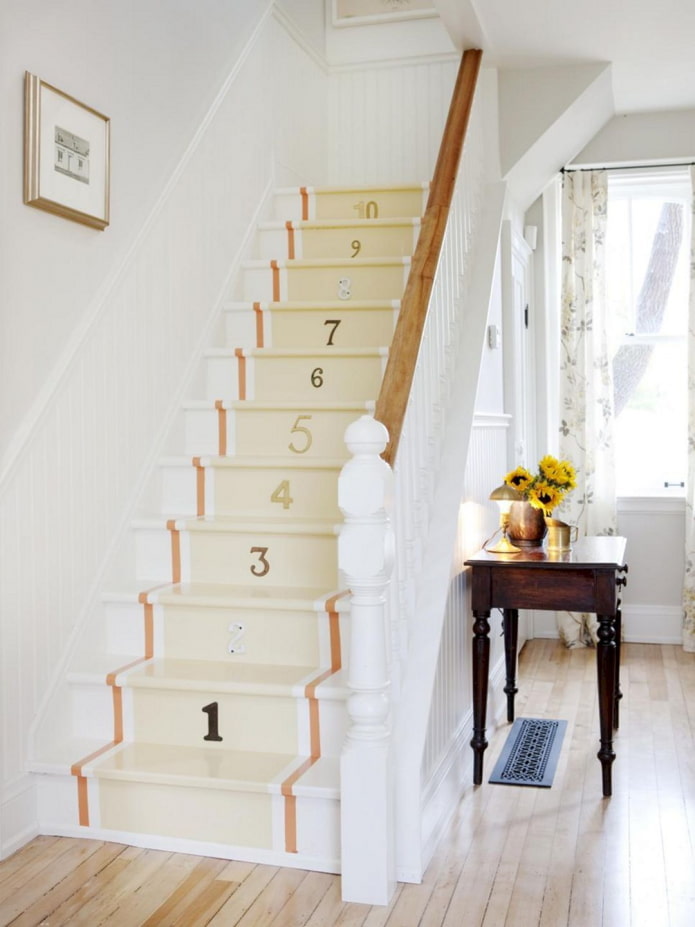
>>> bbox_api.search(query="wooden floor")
[1,639,694,927]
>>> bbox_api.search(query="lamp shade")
[489,483,524,514]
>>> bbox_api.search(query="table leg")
[614,601,623,729]
[596,612,617,797]
[471,610,491,785]
[502,608,519,723]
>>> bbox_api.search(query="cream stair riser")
[133,518,340,587]
[272,184,428,222]
[158,456,343,519]
[223,300,399,350]
[182,400,372,457]
[101,589,350,668]
[35,757,341,866]
[204,348,387,402]
[105,671,350,754]
[242,259,410,303]
[256,220,420,260]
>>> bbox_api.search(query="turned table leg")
[502,608,519,723]
[471,610,491,785]
[596,612,618,797]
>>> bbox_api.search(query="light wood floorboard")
[1,640,694,926]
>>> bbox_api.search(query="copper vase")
[507,501,547,547]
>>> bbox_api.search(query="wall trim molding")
[473,411,512,429]
[617,495,685,516]
[530,605,683,645]
[0,775,37,860]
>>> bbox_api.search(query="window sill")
[617,494,685,515]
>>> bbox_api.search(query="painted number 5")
[288,414,313,454]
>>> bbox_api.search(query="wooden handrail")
[374,48,483,465]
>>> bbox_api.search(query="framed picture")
[24,72,110,230]
[332,0,436,27]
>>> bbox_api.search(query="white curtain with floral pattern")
[558,170,617,647]
[682,167,695,652]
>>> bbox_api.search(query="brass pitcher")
[545,517,579,551]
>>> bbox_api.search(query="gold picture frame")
[24,72,110,230]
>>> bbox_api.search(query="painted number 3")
[250,546,270,577]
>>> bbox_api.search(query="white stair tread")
[243,256,411,269]
[103,581,350,611]
[274,182,428,194]
[88,742,340,797]
[258,218,420,231]
[183,398,374,411]
[223,299,400,311]
[32,737,120,773]
[205,346,388,358]
[111,658,347,697]
[158,455,345,469]
[133,514,339,535]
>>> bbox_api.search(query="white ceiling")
[436,0,695,114]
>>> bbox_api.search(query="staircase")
[32,183,427,873]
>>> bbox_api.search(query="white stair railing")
[339,50,494,903]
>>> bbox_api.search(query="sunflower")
[504,466,533,493]
[527,480,564,513]
[499,455,576,515]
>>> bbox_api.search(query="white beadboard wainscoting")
[379,69,511,880]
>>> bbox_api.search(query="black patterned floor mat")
[489,717,567,787]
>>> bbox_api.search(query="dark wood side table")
[464,536,628,797]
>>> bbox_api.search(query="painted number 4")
[271,479,293,510]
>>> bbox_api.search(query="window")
[605,169,691,495]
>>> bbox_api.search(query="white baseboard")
[530,606,683,645]
[0,776,38,860]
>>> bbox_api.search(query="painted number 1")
[202,701,223,742]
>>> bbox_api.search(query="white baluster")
[338,414,395,905]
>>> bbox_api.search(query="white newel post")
[338,415,395,905]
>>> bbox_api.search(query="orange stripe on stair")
[280,590,349,853]
[215,400,227,456]
[285,221,295,259]
[253,302,264,348]
[166,520,181,583]
[300,186,309,221]
[271,260,280,302]
[193,457,205,517]
[235,348,246,401]
[71,583,165,826]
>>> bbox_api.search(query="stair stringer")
[391,182,508,883]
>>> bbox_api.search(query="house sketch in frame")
[54,126,90,185]
[24,71,110,230]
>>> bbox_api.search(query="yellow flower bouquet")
[503,455,577,516]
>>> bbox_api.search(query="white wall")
[529,110,695,644]
[0,0,271,465]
